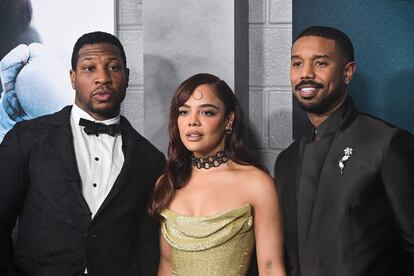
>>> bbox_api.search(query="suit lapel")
[278,139,305,271]
[49,106,90,213]
[305,102,360,238]
[293,138,307,270]
[94,117,146,218]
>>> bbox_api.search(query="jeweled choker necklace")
[191,150,230,169]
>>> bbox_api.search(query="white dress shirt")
[70,104,124,219]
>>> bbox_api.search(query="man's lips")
[294,81,324,98]
[299,86,318,97]
[92,88,114,102]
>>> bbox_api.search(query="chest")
[171,173,249,217]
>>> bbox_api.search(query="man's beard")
[86,100,121,118]
[296,87,346,115]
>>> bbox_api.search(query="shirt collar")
[304,96,355,141]
[71,103,121,126]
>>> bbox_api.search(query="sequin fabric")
[161,204,254,276]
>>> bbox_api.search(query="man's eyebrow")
[291,54,330,60]
[314,54,330,59]
[78,57,95,61]
[78,55,120,60]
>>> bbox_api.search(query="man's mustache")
[294,80,324,91]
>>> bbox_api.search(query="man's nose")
[300,63,315,79]
[95,67,111,85]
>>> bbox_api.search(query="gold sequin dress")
[160,204,254,276]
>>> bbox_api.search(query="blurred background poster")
[0,0,115,142]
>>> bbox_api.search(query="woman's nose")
[188,114,200,126]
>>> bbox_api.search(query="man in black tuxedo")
[0,31,165,275]
[274,26,414,276]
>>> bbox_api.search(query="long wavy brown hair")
[149,73,262,216]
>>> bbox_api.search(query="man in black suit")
[274,26,414,276]
[0,31,165,276]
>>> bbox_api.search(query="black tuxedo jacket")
[274,102,414,276]
[0,106,165,276]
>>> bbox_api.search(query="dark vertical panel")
[234,0,249,123]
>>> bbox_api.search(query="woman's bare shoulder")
[231,164,275,192]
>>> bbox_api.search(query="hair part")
[149,73,263,216]
[295,26,355,62]
[71,31,127,70]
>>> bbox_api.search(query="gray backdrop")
[118,0,293,172]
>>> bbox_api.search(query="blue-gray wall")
[293,0,414,136]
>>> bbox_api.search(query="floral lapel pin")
[338,147,353,174]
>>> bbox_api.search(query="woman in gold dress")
[150,73,286,276]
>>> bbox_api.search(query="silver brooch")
[338,147,353,174]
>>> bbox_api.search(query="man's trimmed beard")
[296,87,346,115]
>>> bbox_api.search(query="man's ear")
[344,61,356,85]
[69,69,76,90]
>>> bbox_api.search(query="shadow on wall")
[249,106,293,173]
[384,69,414,134]
[349,71,370,113]
[350,69,414,134]
[247,122,263,164]
[144,54,179,155]
[0,0,40,60]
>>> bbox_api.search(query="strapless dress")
[160,204,254,276]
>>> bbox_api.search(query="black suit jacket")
[0,106,165,276]
[274,102,414,276]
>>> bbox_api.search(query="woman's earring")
[225,126,232,134]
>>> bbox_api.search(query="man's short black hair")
[71,31,127,70]
[295,26,355,62]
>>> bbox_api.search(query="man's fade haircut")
[71,31,127,70]
[295,26,355,63]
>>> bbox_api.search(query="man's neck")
[308,94,348,127]
[73,103,120,122]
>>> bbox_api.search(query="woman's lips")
[186,132,203,141]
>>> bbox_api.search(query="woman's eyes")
[201,110,216,116]
[178,110,216,116]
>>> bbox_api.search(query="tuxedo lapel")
[50,107,79,180]
[48,106,90,213]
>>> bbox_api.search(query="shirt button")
[95,157,99,161]
[84,232,97,238]
[93,183,97,187]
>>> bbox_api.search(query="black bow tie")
[79,118,120,137]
